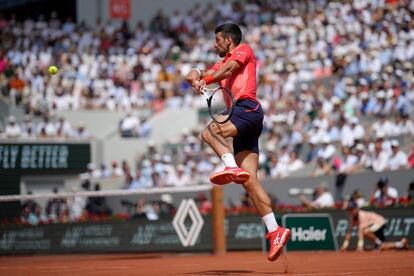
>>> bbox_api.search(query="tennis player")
[186,23,290,262]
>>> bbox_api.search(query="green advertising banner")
[283,214,338,251]
[0,143,90,172]
[0,142,91,219]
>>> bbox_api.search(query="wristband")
[192,68,201,76]
[202,75,214,85]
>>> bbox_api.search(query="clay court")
[0,251,413,275]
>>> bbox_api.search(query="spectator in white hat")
[371,114,394,138]
[111,161,124,177]
[349,117,365,142]
[162,155,178,186]
[338,116,354,147]
[399,114,414,136]
[307,120,327,144]
[73,122,91,139]
[270,156,289,179]
[55,117,73,138]
[36,116,57,137]
[287,151,304,173]
[373,90,392,116]
[326,119,340,143]
[4,116,22,138]
[350,143,369,173]
[175,164,191,186]
[370,139,390,172]
[298,182,335,209]
[387,140,408,171]
[305,137,319,163]
[359,91,371,115]
[317,136,335,161]
[119,112,140,137]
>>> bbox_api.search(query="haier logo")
[291,227,327,242]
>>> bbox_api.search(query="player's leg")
[205,99,264,185]
[235,150,290,262]
[380,238,408,251]
[201,116,249,185]
[201,118,237,157]
[363,229,378,243]
[235,150,272,215]
[364,224,385,249]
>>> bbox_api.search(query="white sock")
[395,241,403,248]
[262,212,278,232]
[221,153,238,168]
[375,238,382,246]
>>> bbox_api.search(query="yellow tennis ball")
[48,66,58,75]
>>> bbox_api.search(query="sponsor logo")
[172,199,204,247]
[291,227,327,242]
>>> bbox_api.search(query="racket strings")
[209,88,234,123]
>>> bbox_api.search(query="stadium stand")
[0,0,413,225]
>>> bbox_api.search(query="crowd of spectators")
[1,0,413,170]
[0,114,91,139]
[20,188,84,225]
[79,132,223,190]
[3,0,414,223]
[20,184,113,225]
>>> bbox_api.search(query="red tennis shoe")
[266,227,290,262]
[209,167,250,185]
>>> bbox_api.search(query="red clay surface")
[0,251,413,275]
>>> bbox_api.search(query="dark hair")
[215,23,242,45]
[377,176,389,188]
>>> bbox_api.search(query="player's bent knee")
[201,128,211,143]
[201,129,208,142]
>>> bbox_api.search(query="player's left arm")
[195,60,241,90]
[208,60,241,82]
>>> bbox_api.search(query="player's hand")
[185,69,201,86]
[193,79,206,94]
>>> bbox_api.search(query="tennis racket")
[202,86,235,124]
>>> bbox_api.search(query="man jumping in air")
[186,23,290,262]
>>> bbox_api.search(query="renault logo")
[173,199,204,247]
